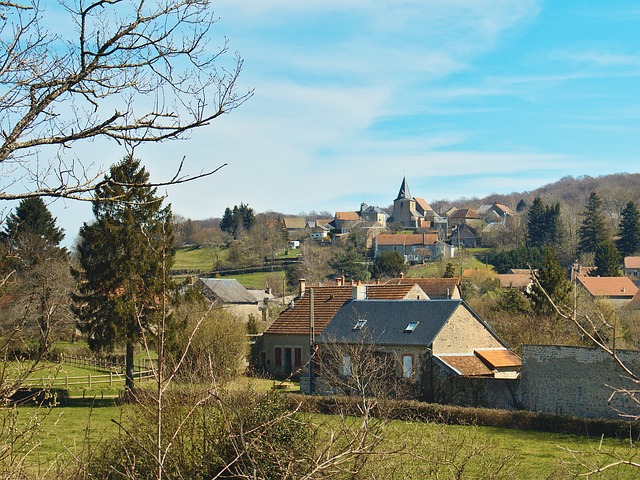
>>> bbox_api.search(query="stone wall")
[520,345,640,419]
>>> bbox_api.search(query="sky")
[9,1,640,246]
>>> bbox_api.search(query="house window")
[294,347,302,368]
[353,319,367,331]
[342,355,352,377]
[404,322,419,333]
[275,347,282,368]
[402,354,414,378]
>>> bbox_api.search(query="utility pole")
[309,288,315,395]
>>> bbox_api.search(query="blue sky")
[32,1,640,245]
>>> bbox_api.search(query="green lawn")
[173,245,224,271]
[407,249,491,278]
[18,399,640,479]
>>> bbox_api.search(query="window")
[294,347,302,368]
[404,321,419,333]
[342,355,352,377]
[402,354,414,378]
[353,319,367,331]
[275,347,282,367]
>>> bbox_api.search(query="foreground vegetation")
[11,387,640,479]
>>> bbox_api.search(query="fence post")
[110,372,113,386]
[88,374,92,389]
[65,375,68,389]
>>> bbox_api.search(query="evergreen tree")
[616,202,640,257]
[372,251,406,279]
[577,192,608,254]
[516,199,527,213]
[527,246,571,315]
[2,197,65,268]
[526,197,561,248]
[526,197,546,248]
[220,203,255,239]
[443,262,456,278]
[594,240,622,277]
[74,156,173,394]
[330,235,369,282]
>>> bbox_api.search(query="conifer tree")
[74,156,173,394]
[616,202,640,258]
[594,240,622,277]
[2,197,65,268]
[577,192,608,255]
[527,246,571,315]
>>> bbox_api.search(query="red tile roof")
[577,276,638,298]
[365,284,418,299]
[497,273,532,289]
[375,233,439,246]
[335,211,360,221]
[436,355,494,376]
[624,256,640,269]
[414,197,433,212]
[449,208,480,220]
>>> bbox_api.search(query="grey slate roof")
[197,278,257,304]
[317,299,462,346]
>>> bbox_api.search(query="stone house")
[624,256,640,278]
[314,299,520,406]
[576,276,639,308]
[450,223,480,248]
[374,233,454,262]
[254,281,429,378]
[195,277,268,321]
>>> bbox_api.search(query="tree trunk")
[125,342,135,395]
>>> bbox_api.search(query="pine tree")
[74,156,173,394]
[527,246,571,315]
[578,192,608,255]
[616,202,640,258]
[526,197,546,248]
[372,251,406,279]
[2,197,65,268]
[594,240,622,277]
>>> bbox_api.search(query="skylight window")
[404,321,419,333]
[353,319,367,331]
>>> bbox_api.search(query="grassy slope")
[19,389,640,479]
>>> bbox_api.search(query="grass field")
[407,248,491,278]
[13,381,640,479]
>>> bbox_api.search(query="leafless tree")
[1,0,251,202]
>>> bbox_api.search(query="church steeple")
[395,177,412,201]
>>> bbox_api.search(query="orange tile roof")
[577,276,638,298]
[335,211,360,221]
[624,256,640,269]
[493,203,515,216]
[475,349,521,369]
[385,277,460,298]
[375,233,439,246]
[449,208,480,220]
[497,273,532,289]
[436,355,494,377]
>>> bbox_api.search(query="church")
[388,177,437,229]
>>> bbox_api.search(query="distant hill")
[432,173,640,217]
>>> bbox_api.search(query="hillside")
[432,172,640,217]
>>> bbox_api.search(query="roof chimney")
[337,276,343,287]
[399,272,404,278]
[352,280,366,300]
[299,278,306,296]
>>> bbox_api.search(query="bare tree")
[1,0,251,202]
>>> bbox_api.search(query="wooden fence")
[22,370,155,389]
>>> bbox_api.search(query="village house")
[314,298,520,406]
[623,256,640,278]
[374,233,454,262]
[254,280,429,378]
[195,277,269,321]
[576,276,639,308]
